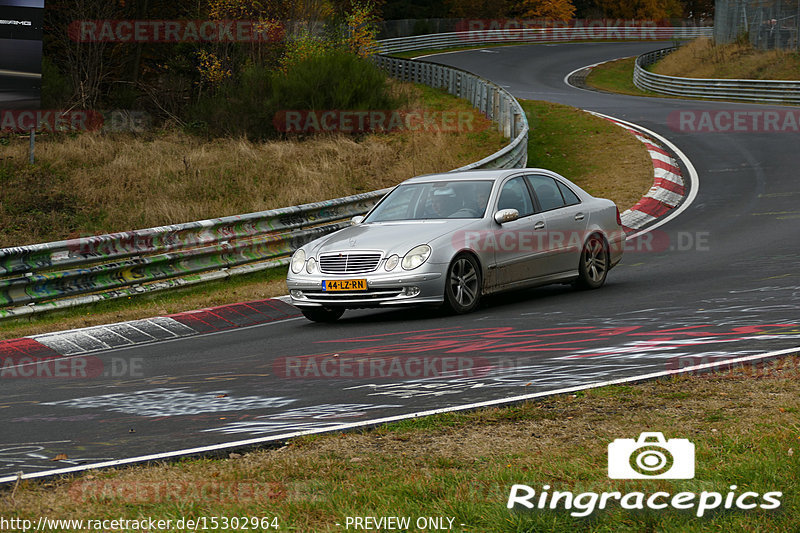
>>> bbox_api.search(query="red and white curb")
[588,112,699,240]
[590,112,687,233]
[0,299,300,359]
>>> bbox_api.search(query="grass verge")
[583,57,656,97]
[522,100,653,209]
[0,100,653,341]
[4,356,798,531]
[653,38,800,80]
[586,39,800,102]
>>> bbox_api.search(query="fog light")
[385,254,399,271]
[403,286,421,297]
[290,290,303,298]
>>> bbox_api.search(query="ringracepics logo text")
[507,433,782,517]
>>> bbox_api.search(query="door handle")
[533,221,545,230]
[574,213,585,221]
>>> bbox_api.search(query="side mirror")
[351,215,365,225]
[494,208,519,225]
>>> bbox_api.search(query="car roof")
[402,168,561,184]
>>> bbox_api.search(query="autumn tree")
[594,0,684,19]
[444,0,509,18]
[510,0,576,19]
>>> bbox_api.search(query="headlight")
[306,257,317,274]
[384,254,399,271]
[290,249,306,274]
[402,245,431,270]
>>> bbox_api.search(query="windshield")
[364,180,493,222]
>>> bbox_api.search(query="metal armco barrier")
[373,55,528,169]
[634,46,800,104]
[377,26,712,54]
[1,34,534,320]
[0,192,386,318]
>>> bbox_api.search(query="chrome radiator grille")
[319,252,382,274]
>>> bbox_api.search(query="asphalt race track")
[2,42,799,482]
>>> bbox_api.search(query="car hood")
[305,219,478,257]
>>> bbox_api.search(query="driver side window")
[497,177,534,217]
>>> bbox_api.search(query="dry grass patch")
[0,81,505,248]
[653,37,800,80]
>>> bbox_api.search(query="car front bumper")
[286,267,446,308]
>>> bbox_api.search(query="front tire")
[576,234,609,289]
[301,307,345,323]
[444,253,482,314]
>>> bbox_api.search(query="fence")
[373,55,528,168]
[714,0,800,50]
[633,46,800,104]
[0,46,528,320]
[377,26,712,54]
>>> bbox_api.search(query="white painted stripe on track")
[654,167,683,184]
[620,209,657,228]
[649,150,677,166]
[646,187,683,207]
[2,345,796,485]
[1,314,304,372]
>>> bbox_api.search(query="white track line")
[1,345,796,485]
[562,56,632,89]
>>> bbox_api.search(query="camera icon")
[608,432,695,479]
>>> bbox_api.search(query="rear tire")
[301,307,345,323]
[444,253,482,314]
[576,234,609,290]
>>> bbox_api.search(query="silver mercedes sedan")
[287,169,625,322]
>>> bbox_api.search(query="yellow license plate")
[323,279,367,291]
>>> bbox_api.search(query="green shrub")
[40,57,72,108]
[190,50,396,139]
[188,62,276,139]
[272,50,394,111]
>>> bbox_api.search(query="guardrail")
[373,55,528,169]
[0,191,389,319]
[377,26,712,54]
[0,43,530,320]
[634,46,800,105]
